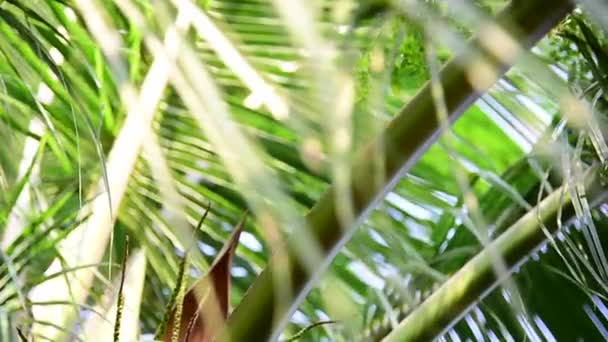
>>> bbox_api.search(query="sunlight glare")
[35,83,54,105]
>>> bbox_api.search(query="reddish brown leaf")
[164,213,246,342]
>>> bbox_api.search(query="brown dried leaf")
[164,212,247,342]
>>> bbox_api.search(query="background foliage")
[1,0,608,341]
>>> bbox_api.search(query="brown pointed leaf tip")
[164,213,246,342]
